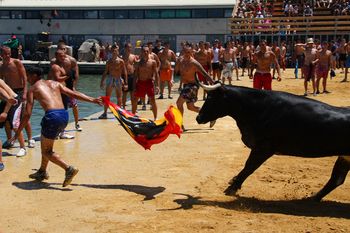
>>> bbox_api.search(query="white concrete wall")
[0,18,230,35]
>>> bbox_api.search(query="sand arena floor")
[1,69,350,233]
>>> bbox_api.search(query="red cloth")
[253,72,272,90]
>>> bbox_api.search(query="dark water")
[0,75,107,141]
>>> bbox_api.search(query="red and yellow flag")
[102,96,183,150]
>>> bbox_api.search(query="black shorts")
[123,74,134,92]
[7,88,24,129]
[241,57,249,68]
[0,101,6,128]
[340,53,347,62]
[212,62,222,71]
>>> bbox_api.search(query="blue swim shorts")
[41,109,69,139]
[346,56,350,68]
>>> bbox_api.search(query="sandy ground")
[1,69,350,233]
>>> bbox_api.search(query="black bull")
[196,83,350,201]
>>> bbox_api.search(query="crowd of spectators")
[236,0,350,19]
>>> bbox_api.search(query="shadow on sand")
[12,181,165,201]
[159,193,350,219]
[12,181,72,191]
[73,184,165,201]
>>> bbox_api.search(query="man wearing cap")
[302,38,318,96]
[249,40,281,90]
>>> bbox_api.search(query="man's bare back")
[29,80,66,111]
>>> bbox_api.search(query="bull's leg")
[225,150,273,196]
[309,156,350,202]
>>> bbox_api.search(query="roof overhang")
[0,0,235,9]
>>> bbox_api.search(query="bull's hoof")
[228,176,237,185]
[224,186,238,196]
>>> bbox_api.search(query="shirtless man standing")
[316,41,332,94]
[175,43,214,127]
[241,42,251,77]
[99,45,127,119]
[302,38,318,96]
[280,41,287,72]
[250,40,281,90]
[194,41,212,100]
[294,39,306,79]
[337,38,347,74]
[341,41,350,82]
[132,46,159,120]
[221,41,239,85]
[122,43,138,109]
[51,43,82,132]
[158,41,176,99]
[10,66,102,187]
[0,46,33,157]
[272,41,281,79]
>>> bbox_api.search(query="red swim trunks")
[134,79,155,98]
[160,68,172,81]
[253,72,272,90]
[196,65,209,84]
[316,65,329,78]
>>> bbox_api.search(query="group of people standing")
[0,43,102,188]
[98,38,285,131]
[294,37,350,96]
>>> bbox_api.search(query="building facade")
[0,0,235,53]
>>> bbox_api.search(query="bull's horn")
[195,76,222,91]
[209,120,216,128]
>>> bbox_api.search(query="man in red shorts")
[158,41,176,99]
[249,40,281,90]
[132,45,159,120]
[315,41,332,94]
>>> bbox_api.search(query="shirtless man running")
[122,42,138,109]
[132,46,159,120]
[158,41,176,99]
[175,42,214,128]
[250,40,281,90]
[10,66,102,187]
[99,45,127,119]
[0,46,33,157]
[315,41,332,94]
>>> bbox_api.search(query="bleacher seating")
[231,0,350,35]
